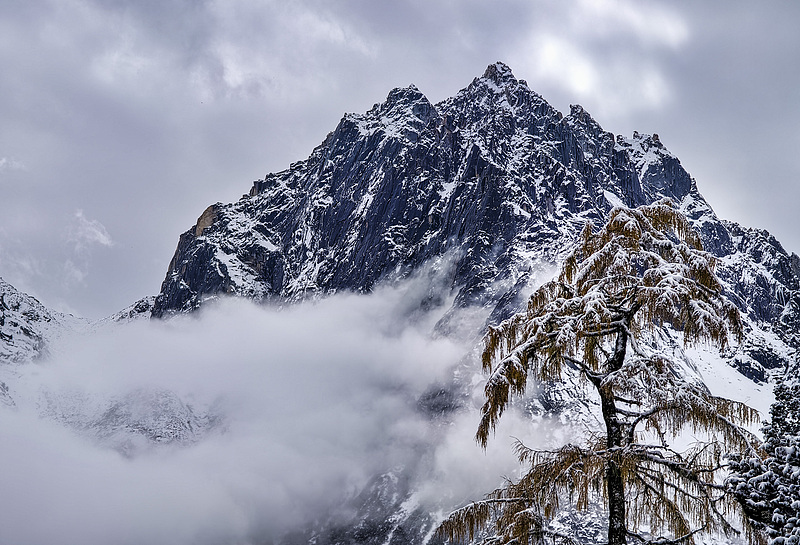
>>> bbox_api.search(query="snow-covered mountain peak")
[481,60,518,88]
[614,130,692,203]
[343,84,438,143]
[452,61,547,123]
[466,61,539,105]
[373,84,434,118]
[149,62,800,388]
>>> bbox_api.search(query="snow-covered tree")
[438,201,763,545]
[729,382,800,545]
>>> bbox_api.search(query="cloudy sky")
[1,0,798,319]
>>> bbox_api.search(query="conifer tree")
[438,201,764,545]
[729,382,800,545]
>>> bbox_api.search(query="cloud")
[508,0,687,118]
[63,258,88,285]
[60,210,114,286]
[572,0,689,48]
[1,279,544,544]
[71,0,377,103]
[517,33,672,115]
[70,210,114,251]
[0,157,26,172]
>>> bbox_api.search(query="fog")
[0,279,553,545]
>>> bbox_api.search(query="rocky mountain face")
[152,62,799,373]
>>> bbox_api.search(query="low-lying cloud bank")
[0,281,544,545]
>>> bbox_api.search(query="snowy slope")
[0,276,88,366]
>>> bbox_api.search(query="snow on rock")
[0,276,88,365]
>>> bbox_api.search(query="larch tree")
[438,201,764,545]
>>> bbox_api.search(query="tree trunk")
[602,328,629,545]
[606,458,627,545]
[600,381,627,545]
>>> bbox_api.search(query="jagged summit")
[350,83,438,143]
[566,103,604,134]
[371,84,432,115]
[461,60,540,112]
[383,83,423,100]
[481,60,518,87]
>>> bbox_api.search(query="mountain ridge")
[149,63,800,381]
[152,63,697,319]
[0,276,88,366]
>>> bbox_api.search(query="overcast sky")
[1,0,798,319]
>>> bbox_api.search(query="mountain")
[152,62,799,376]
[0,276,87,367]
[154,62,651,320]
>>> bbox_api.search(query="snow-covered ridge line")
[150,63,800,367]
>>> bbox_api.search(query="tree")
[729,382,800,545]
[438,201,763,545]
